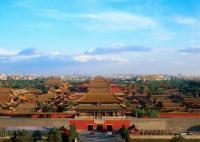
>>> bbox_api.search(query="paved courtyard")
[79,132,123,142]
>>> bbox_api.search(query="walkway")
[79,132,123,142]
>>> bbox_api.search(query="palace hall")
[75,76,124,118]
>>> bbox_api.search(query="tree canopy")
[11,130,33,142]
[47,128,63,142]
[68,125,78,142]
[120,125,131,142]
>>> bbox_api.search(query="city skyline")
[0,0,200,75]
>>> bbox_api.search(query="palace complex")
[0,76,200,131]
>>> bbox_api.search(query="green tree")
[11,130,33,142]
[148,110,159,118]
[40,87,48,94]
[54,84,60,90]
[42,104,51,112]
[138,85,144,93]
[68,125,78,142]
[125,100,131,107]
[47,128,63,142]
[134,108,146,118]
[156,101,163,110]
[57,105,68,112]
[120,125,131,142]
[170,134,185,142]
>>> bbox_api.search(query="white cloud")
[174,16,199,26]
[83,11,156,25]
[0,48,51,62]
[82,11,157,31]
[73,54,92,62]
[0,48,128,64]
[0,49,17,57]
[85,43,150,55]
[39,9,158,31]
[180,45,200,54]
[73,54,128,63]
[1,45,200,75]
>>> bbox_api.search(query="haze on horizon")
[0,0,200,75]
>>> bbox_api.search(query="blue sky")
[0,0,200,75]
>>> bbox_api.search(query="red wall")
[160,113,200,118]
[69,120,94,131]
[30,113,75,118]
[104,120,130,130]
[69,119,131,131]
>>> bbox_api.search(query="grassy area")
[0,140,11,142]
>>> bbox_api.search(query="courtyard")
[78,132,123,142]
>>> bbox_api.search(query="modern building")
[137,75,167,81]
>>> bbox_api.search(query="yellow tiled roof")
[77,90,120,103]
[77,76,121,103]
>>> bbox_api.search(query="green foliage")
[36,102,71,112]
[133,108,146,118]
[69,101,77,106]
[54,84,60,90]
[133,108,159,118]
[125,100,131,107]
[68,125,78,142]
[120,125,131,142]
[155,101,163,110]
[147,81,165,95]
[0,79,48,94]
[40,87,48,94]
[47,128,63,142]
[11,130,34,142]
[57,105,68,112]
[170,134,185,142]
[170,94,184,103]
[146,79,200,97]
[138,85,145,93]
[0,140,12,142]
[42,105,51,112]
[148,109,159,118]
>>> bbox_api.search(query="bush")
[11,130,34,142]
[120,125,131,142]
[170,134,185,142]
[68,125,78,142]
[48,128,63,142]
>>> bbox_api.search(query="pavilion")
[75,76,124,118]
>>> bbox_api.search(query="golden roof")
[77,91,120,103]
[0,88,12,104]
[77,76,120,103]
[89,76,108,89]
[0,88,11,93]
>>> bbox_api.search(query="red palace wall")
[30,113,75,118]
[159,113,200,118]
[69,119,131,131]
[69,120,94,130]
[104,120,130,130]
